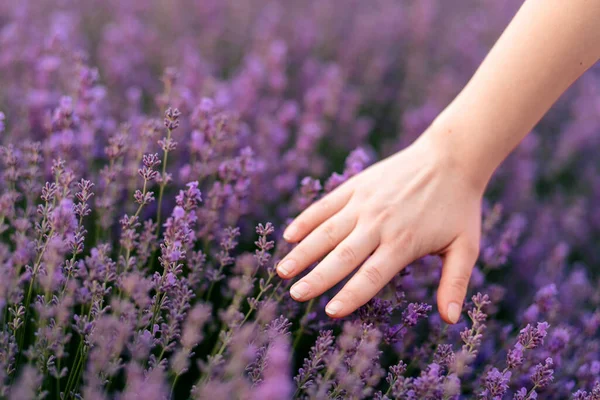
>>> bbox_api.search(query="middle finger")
[288,225,380,301]
[276,207,357,279]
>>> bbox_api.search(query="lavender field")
[0,1,599,399]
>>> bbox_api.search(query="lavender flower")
[295,330,334,392]
[480,368,511,399]
[518,322,550,350]
[412,363,444,399]
[121,362,168,400]
[403,302,432,326]
[507,343,525,370]
[250,337,293,400]
[9,366,44,400]
[531,357,554,390]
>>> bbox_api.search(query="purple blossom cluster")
[0,1,599,399]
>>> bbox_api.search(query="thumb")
[437,239,479,324]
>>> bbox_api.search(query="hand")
[276,130,484,323]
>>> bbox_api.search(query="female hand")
[276,129,483,324]
[278,0,600,324]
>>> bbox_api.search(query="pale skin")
[276,0,600,324]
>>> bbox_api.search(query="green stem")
[56,359,61,400]
[293,298,315,350]
[149,291,164,331]
[205,280,217,302]
[64,301,94,399]
[117,177,150,284]
[294,347,347,398]
[321,348,346,387]
[61,215,84,297]
[266,281,282,301]
[210,273,276,358]
[18,232,54,354]
[206,257,232,301]
[240,275,275,326]
[72,351,87,395]
[134,179,149,219]
[384,378,396,397]
[94,220,100,244]
[157,347,167,364]
[170,374,180,400]
[155,127,172,237]
[63,342,84,398]
[525,384,539,400]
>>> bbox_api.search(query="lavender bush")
[0,1,599,399]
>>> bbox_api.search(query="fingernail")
[447,302,462,324]
[325,300,343,316]
[277,259,296,276]
[290,281,310,300]
[283,225,298,241]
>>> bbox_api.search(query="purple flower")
[512,387,529,400]
[121,362,168,400]
[403,302,432,326]
[433,344,455,369]
[481,368,511,399]
[518,322,550,349]
[254,222,275,270]
[50,198,78,236]
[548,327,570,354]
[412,363,444,399]
[297,176,322,210]
[507,343,525,370]
[163,107,181,131]
[533,284,558,313]
[531,357,554,390]
[295,330,334,392]
[9,366,44,400]
[251,337,293,400]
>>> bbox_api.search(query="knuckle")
[317,197,331,212]
[399,230,415,247]
[322,223,338,245]
[293,220,307,234]
[341,287,360,305]
[292,244,310,261]
[361,265,384,287]
[449,274,470,294]
[308,269,325,286]
[345,186,358,203]
[374,206,394,225]
[388,229,416,253]
[337,245,357,264]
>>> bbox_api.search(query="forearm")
[425,0,600,192]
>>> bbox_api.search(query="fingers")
[286,226,380,302]
[276,208,357,280]
[283,183,354,243]
[437,239,479,324]
[324,244,413,318]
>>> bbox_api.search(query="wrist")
[415,109,496,196]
